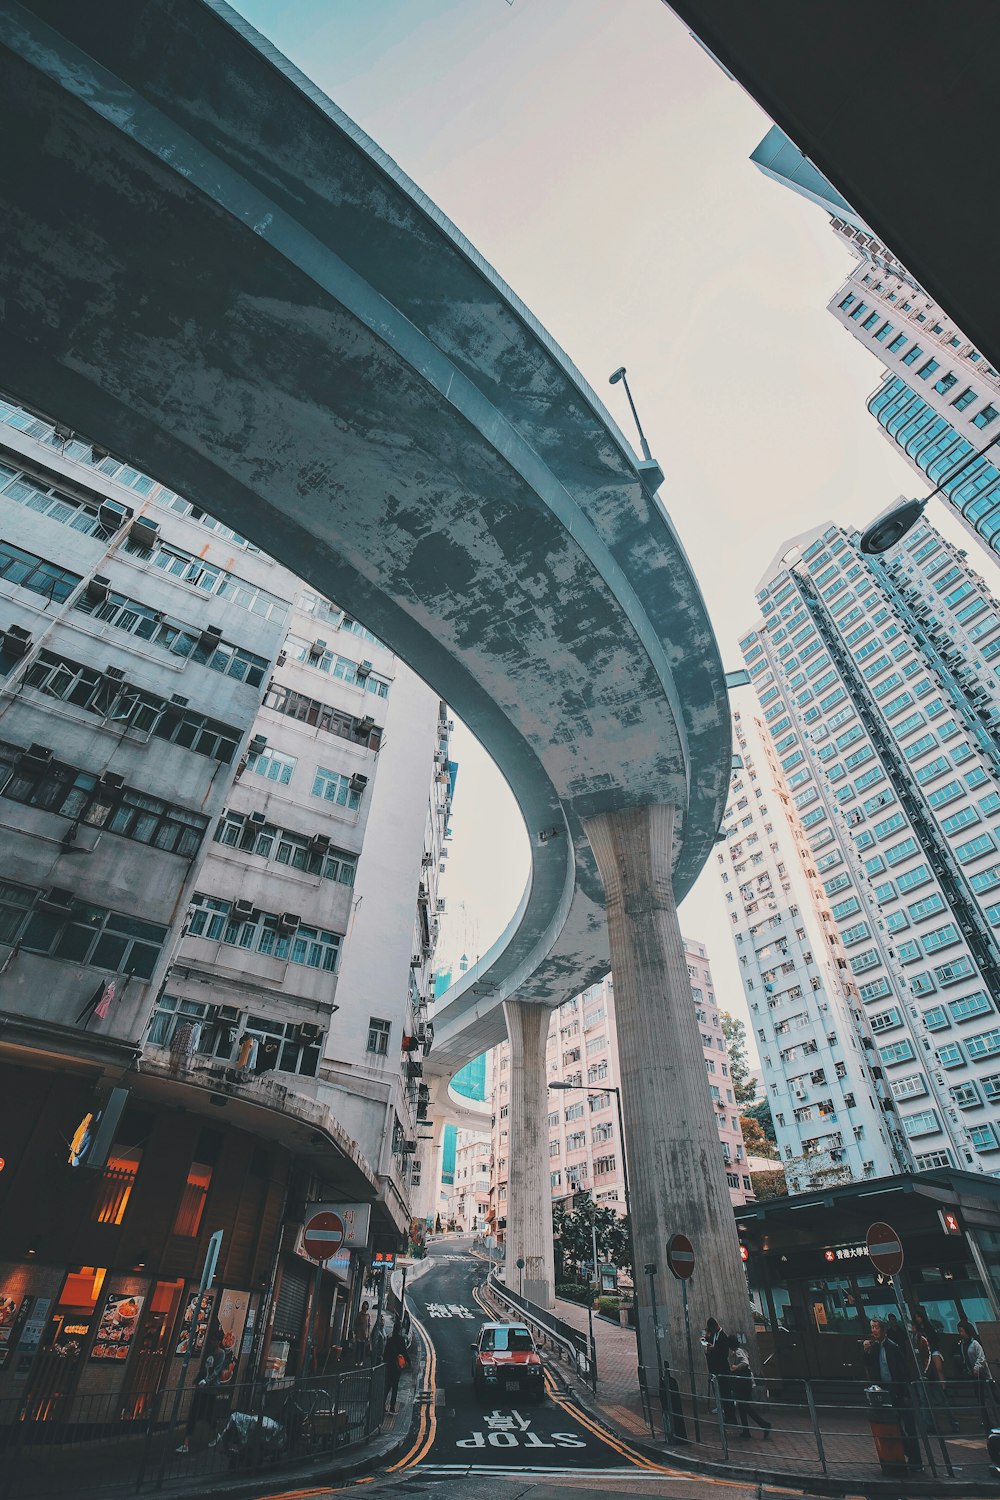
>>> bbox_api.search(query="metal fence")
[655,1371,997,1483]
[0,1364,388,1499]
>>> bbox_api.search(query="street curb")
[135,1359,427,1500]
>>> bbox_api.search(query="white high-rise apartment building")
[445,1128,492,1234]
[488,951,753,1242]
[752,126,1000,562]
[728,517,1000,1182]
[720,712,906,1192]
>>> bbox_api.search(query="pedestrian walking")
[912,1314,957,1434]
[958,1319,997,1432]
[370,1312,387,1367]
[176,1342,226,1454]
[863,1317,922,1471]
[353,1300,371,1366]
[702,1317,735,1424]
[728,1335,771,1441]
[384,1320,410,1413]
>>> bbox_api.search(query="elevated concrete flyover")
[0,0,747,1371]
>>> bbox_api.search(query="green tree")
[552,1201,633,1279]
[750,1167,788,1201]
[742,1094,778,1150]
[740,1113,778,1159]
[721,1011,757,1105]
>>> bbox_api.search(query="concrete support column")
[412,1112,445,1228]
[503,998,555,1309]
[584,803,752,1387]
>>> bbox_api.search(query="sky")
[231,0,974,1052]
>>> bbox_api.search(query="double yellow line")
[470,1282,672,1474]
[386,1309,437,1472]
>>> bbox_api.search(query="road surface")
[392,1238,661,1481]
[253,1239,811,1499]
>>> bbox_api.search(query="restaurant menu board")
[175,1289,216,1358]
[216,1289,250,1382]
[0,1292,33,1369]
[90,1292,144,1362]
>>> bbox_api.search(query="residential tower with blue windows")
[725,517,1000,1183]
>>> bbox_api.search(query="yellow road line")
[472,1282,671,1473]
[386,1307,436,1471]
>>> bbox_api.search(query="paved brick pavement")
[552,1298,651,1436]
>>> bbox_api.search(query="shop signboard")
[305,1202,371,1251]
[90,1292,144,1362]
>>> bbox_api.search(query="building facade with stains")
[0,394,446,1407]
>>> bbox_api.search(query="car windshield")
[489,1327,532,1352]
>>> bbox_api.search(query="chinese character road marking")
[484,1410,531,1432]
[425,1302,475,1319]
[456,1409,585,1450]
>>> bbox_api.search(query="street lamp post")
[608,367,653,463]
[644,1262,667,1439]
[399,1263,409,1335]
[548,1080,654,1432]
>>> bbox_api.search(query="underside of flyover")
[0,0,747,1365]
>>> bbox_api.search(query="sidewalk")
[550,1297,651,1438]
[1,1365,420,1500]
[544,1294,1000,1495]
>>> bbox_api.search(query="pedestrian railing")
[654,1371,997,1482]
[0,1364,388,1499]
[485,1271,595,1385]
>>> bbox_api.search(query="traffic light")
[938,1207,961,1236]
[739,1244,749,1263]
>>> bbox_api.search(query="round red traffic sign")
[866,1221,904,1276]
[667,1233,695,1280]
[303,1210,346,1262]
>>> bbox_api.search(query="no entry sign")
[667,1233,696,1280]
[866,1221,904,1276]
[303,1209,346,1262]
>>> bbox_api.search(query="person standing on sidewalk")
[728,1336,771,1441]
[863,1317,922,1471]
[958,1320,997,1432]
[703,1317,735,1424]
[175,1342,226,1454]
[353,1300,371,1366]
[384,1319,410,1414]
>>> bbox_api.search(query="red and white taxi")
[470,1321,545,1400]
